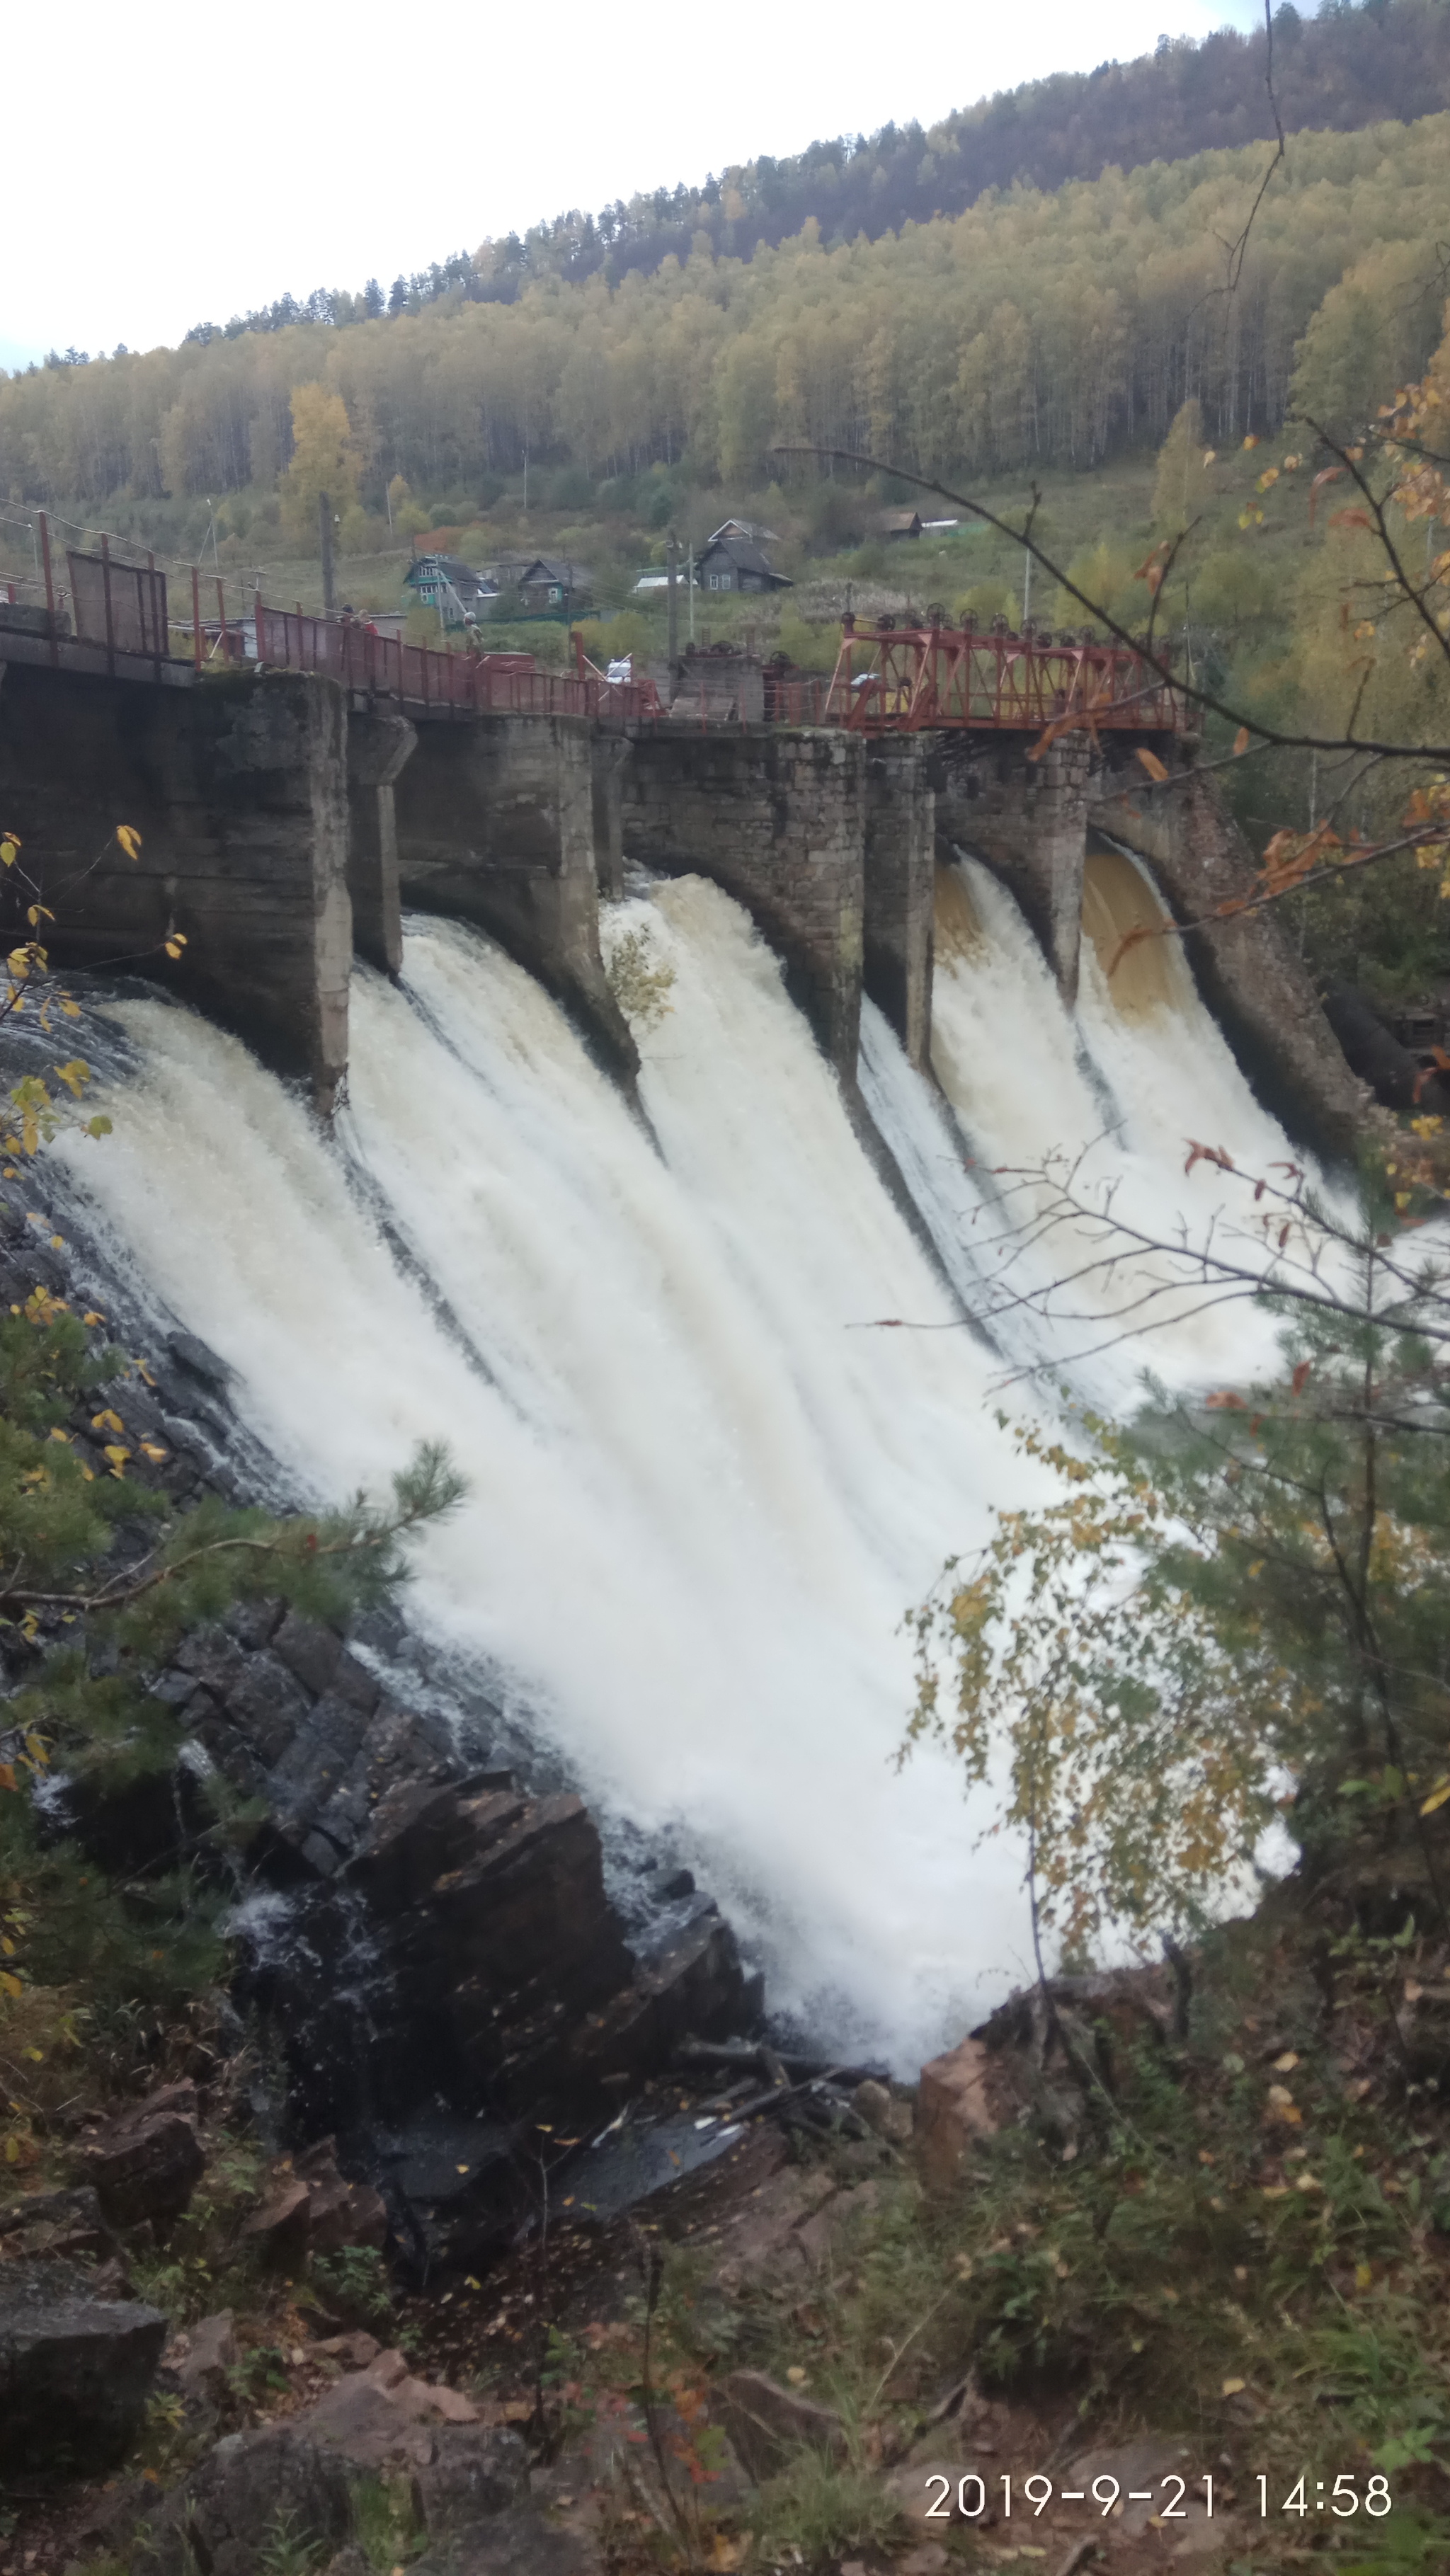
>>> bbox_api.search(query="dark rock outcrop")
[413,2423,531,2533]
[712,2368,849,2482]
[1322,981,1450,1115]
[141,2425,355,2576]
[78,2080,205,2229]
[0,2183,120,2267]
[0,2257,167,2468]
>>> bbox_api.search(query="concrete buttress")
[0,662,351,1111]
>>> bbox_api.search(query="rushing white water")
[925,851,1299,1399]
[50,853,1314,2061]
[56,884,1053,2065]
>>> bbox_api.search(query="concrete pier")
[347,710,415,978]
[0,661,351,1111]
[863,738,934,1070]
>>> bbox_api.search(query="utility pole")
[319,491,336,614]
[1022,546,1031,629]
[666,530,678,677]
[687,537,695,645]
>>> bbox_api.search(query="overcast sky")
[5,0,1272,370]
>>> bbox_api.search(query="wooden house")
[695,534,792,597]
[402,552,500,629]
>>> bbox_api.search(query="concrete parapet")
[393,712,637,1078]
[0,660,350,1111]
[1089,750,1365,1155]
[347,710,416,978]
[935,735,1092,1002]
[863,739,934,1069]
[622,727,866,1075]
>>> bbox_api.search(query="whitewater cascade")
[54,855,1310,2066]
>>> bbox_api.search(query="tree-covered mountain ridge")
[6,101,1449,515]
[175,0,1450,338]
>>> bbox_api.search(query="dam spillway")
[47,847,1317,2069]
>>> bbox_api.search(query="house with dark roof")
[515,557,592,617]
[695,533,792,597]
[401,552,499,629]
[879,509,923,540]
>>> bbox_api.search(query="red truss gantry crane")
[818,609,1187,736]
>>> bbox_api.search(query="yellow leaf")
[1202,448,1216,466]
[1273,2051,1299,2072]
[1233,726,1250,756]
[115,824,143,861]
[0,1763,17,1793]
[48,1427,70,1443]
[83,1311,105,1327]
[1221,2377,1246,2396]
[1420,1778,1450,1816]
[1355,2262,1373,2288]
[103,1445,130,1467]
[1136,747,1170,784]
[164,942,184,961]
[139,1441,169,1462]
[0,1973,23,2003]
[1243,434,1260,450]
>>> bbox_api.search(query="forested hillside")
[4,112,1448,516]
[178,0,1450,330]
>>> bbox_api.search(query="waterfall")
[50,859,1311,2065]
[914,851,1302,1401]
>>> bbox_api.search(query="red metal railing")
[821,614,1186,734]
[253,602,662,726]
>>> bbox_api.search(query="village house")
[401,552,500,629]
[694,532,792,597]
[879,509,923,540]
[515,557,593,617]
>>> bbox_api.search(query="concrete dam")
[0,622,1368,2059]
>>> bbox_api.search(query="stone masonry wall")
[623,728,867,1075]
[1090,749,1366,1155]
[0,660,350,1111]
[394,712,637,1078]
[863,738,934,1069]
